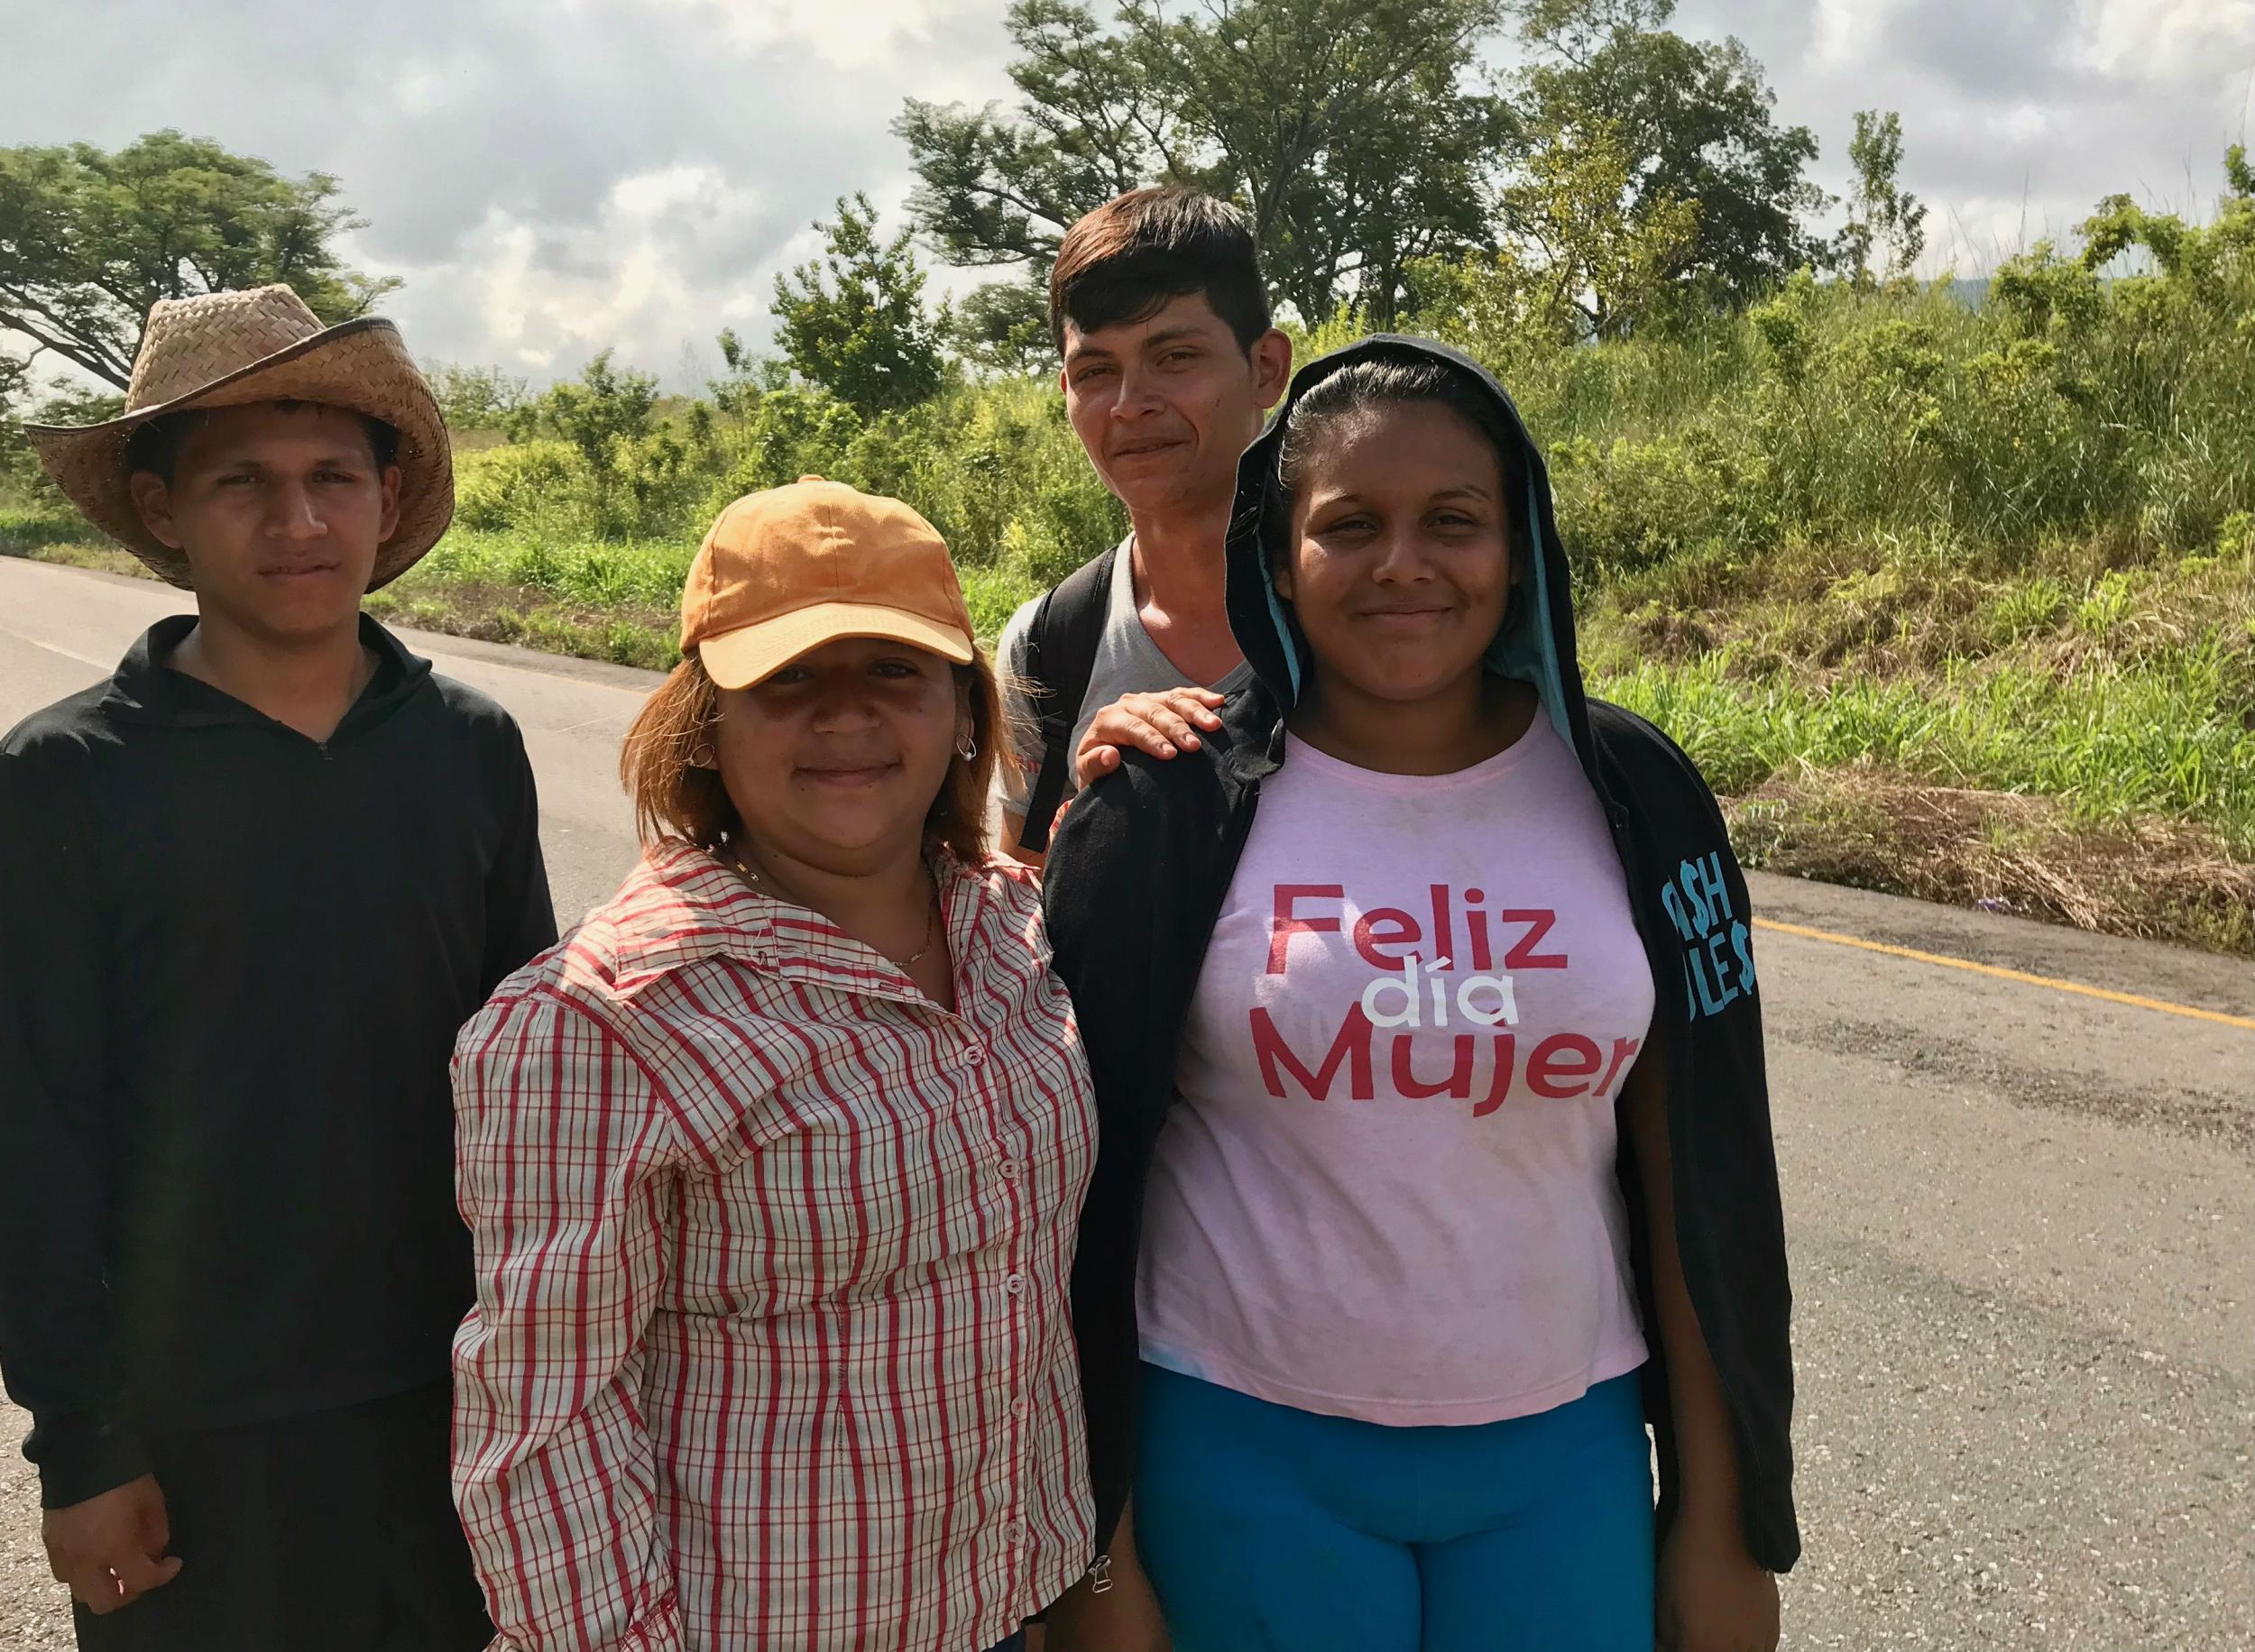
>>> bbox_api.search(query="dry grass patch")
[1728,764,2255,957]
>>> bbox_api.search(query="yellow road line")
[1753,917,2255,1032]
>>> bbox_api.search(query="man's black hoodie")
[1044,336,1799,1572]
[0,614,556,1507]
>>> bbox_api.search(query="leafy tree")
[0,130,399,390]
[1503,0,1662,63]
[1414,114,1697,345]
[502,350,663,533]
[1838,110,1928,287]
[29,383,126,426]
[770,194,948,416]
[946,277,1052,376]
[705,327,788,420]
[1506,0,1826,309]
[708,329,774,418]
[0,353,31,487]
[424,362,530,431]
[508,350,659,465]
[897,0,1513,326]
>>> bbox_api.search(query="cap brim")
[698,600,976,690]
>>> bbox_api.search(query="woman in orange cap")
[448,480,1096,1652]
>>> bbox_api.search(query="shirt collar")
[604,840,1003,1002]
[98,613,430,731]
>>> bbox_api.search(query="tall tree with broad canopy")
[0,129,399,390]
[897,0,1514,328]
[1505,0,1827,311]
[1412,111,1700,346]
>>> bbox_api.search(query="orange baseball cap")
[681,476,977,690]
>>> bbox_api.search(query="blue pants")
[1133,1364,1655,1652]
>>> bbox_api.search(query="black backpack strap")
[1017,545,1118,852]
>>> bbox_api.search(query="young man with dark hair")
[0,286,555,1651]
[996,187,1292,861]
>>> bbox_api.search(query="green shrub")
[0,500,92,554]
[1549,422,1777,576]
[454,441,579,533]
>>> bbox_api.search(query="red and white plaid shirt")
[450,842,1097,1652]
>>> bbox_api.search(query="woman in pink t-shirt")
[1041,341,1795,1652]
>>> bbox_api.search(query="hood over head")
[1222,334,1593,770]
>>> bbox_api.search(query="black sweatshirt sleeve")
[482,722,557,995]
[0,742,151,1509]
[1043,749,1222,1553]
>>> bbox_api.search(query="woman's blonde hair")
[620,647,1006,864]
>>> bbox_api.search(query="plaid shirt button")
[1004,1271,1027,1296]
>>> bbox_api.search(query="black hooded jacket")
[1043,337,1799,1572]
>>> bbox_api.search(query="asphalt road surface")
[2,555,2250,1649]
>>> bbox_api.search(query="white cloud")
[376,163,782,374]
[649,0,1004,78]
[1808,0,1896,66]
[2070,0,2255,81]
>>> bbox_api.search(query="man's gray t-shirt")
[995,537,1256,822]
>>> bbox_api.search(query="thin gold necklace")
[725,845,942,969]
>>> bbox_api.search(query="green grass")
[1577,521,2255,847]
[1598,647,2255,849]
[0,501,151,577]
[406,528,697,610]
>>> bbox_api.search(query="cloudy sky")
[4,0,2250,389]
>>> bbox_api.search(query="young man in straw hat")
[0,285,556,1650]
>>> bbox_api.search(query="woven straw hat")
[26,285,453,591]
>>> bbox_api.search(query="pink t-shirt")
[1137,719,1653,1425]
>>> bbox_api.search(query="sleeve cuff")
[30,1414,152,1511]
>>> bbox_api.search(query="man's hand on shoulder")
[42,1473,180,1614]
[1072,688,1225,788]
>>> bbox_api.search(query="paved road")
[3,555,2250,1649]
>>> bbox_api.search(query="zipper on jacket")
[1087,1555,1114,1594]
